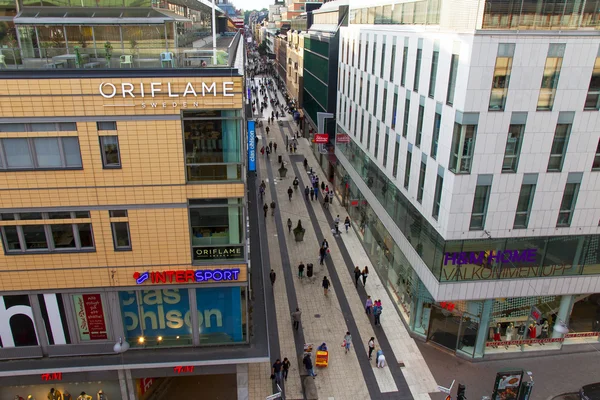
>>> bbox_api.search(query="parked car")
[580,382,600,400]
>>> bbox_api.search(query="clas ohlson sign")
[98,80,237,109]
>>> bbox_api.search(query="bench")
[83,61,102,69]
[302,376,318,400]
[43,61,66,69]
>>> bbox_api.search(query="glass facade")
[350,0,440,25]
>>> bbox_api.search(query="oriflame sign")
[313,134,329,144]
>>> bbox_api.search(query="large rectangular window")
[364,42,369,71]
[366,80,371,110]
[428,47,439,98]
[401,43,408,87]
[391,91,398,130]
[390,44,396,82]
[360,113,365,143]
[383,131,389,167]
[417,159,426,203]
[374,83,379,115]
[585,56,600,110]
[537,44,565,111]
[489,43,515,111]
[374,127,380,158]
[432,174,443,220]
[99,136,121,168]
[382,87,388,122]
[469,180,492,230]
[183,110,242,182]
[392,139,400,178]
[403,149,412,189]
[189,199,244,262]
[547,123,571,172]
[372,40,377,75]
[402,97,410,138]
[502,124,525,173]
[414,47,422,92]
[449,122,477,174]
[380,43,386,78]
[0,137,82,170]
[367,119,372,150]
[514,181,536,229]
[110,210,131,251]
[0,122,76,132]
[0,212,94,254]
[416,104,424,147]
[557,181,580,227]
[431,110,441,159]
[446,53,459,106]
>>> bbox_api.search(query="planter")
[279,167,288,178]
[293,229,305,242]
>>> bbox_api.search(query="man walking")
[270,200,276,216]
[374,301,382,326]
[304,186,310,200]
[291,307,302,331]
[368,337,375,360]
[263,203,269,218]
[354,266,362,287]
[319,246,326,265]
[322,276,331,296]
[287,186,293,201]
[298,262,305,278]
[272,359,283,385]
[334,215,340,235]
[343,332,352,354]
[270,269,276,286]
[309,187,315,201]
[287,218,292,233]
[303,354,317,378]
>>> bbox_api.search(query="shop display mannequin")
[63,393,72,400]
[77,393,92,400]
[97,391,107,400]
[48,388,63,400]
[527,323,536,346]
[517,323,526,340]
[505,323,514,341]
[493,323,502,341]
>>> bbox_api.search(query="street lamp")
[113,337,130,354]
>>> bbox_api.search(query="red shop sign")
[173,366,195,374]
[41,373,62,381]
[564,332,600,338]
[336,133,351,143]
[313,134,329,144]
[486,337,564,347]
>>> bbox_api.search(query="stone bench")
[302,376,318,400]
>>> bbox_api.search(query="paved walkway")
[248,76,438,400]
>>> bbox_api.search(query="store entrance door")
[427,306,462,352]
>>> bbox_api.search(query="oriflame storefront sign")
[247,120,256,172]
[133,269,241,285]
[193,245,243,261]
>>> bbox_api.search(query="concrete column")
[474,299,494,358]
[413,297,424,332]
[552,295,574,339]
[118,370,129,400]
[125,369,136,400]
[236,364,249,400]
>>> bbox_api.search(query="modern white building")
[332,0,600,359]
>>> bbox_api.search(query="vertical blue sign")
[247,120,256,172]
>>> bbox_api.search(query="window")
[367,119,372,150]
[502,124,525,173]
[364,43,369,71]
[374,83,379,115]
[470,181,492,230]
[557,182,580,227]
[593,139,600,171]
[189,199,244,262]
[353,74,357,102]
[414,48,422,92]
[449,122,477,174]
[392,139,400,178]
[547,123,571,172]
[359,77,364,105]
[428,48,439,98]
[360,113,365,143]
[109,210,131,250]
[417,160,426,203]
[489,44,515,111]
[383,132,389,167]
[416,104,424,147]
[97,121,117,131]
[358,40,362,69]
[0,212,94,254]
[514,182,536,229]
[382,87,388,121]
[390,44,396,82]
[374,127,380,158]
[380,43,386,78]
[402,97,410,138]
[447,54,459,106]
[432,174,443,220]
[0,137,82,170]
[366,80,371,110]
[391,92,398,130]
[585,56,600,110]
[354,109,359,137]
[431,110,441,159]
[403,149,412,189]
[0,122,76,132]
[372,41,377,74]
[401,44,408,86]
[99,136,121,168]
[537,44,565,111]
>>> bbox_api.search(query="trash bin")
[278,155,282,164]
[307,263,314,278]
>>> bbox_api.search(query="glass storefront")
[0,380,121,400]
[565,293,600,345]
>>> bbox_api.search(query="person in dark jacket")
[303,354,317,378]
[354,266,362,287]
[270,269,276,286]
[322,276,330,296]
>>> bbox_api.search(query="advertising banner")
[336,133,350,143]
[492,370,524,400]
[313,134,329,144]
[196,287,243,342]
[247,120,256,172]
[193,245,244,261]
[73,294,108,341]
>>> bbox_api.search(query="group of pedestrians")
[271,357,292,385]
[353,266,370,287]
[365,296,384,326]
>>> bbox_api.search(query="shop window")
[96,121,117,131]
[188,199,244,263]
[109,210,131,251]
[0,122,76,132]
[469,177,492,230]
[72,294,109,341]
[0,137,82,170]
[38,293,71,345]
[195,287,247,344]
[0,295,39,347]
[566,294,600,345]
[0,211,94,254]
[120,289,191,348]
[537,44,565,111]
[489,43,515,111]
[547,123,571,172]
[99,136,121,169]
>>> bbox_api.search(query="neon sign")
[173,366,195,374]
[41,373,62,381]
[133,269,241,285]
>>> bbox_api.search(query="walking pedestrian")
[323,194,329,209]
[298,262,305,278]
[270,200,276,216]
[322,276,330,296]
[303,158,308,170]
[368,337,375,360]
[263,203,269,218]
[303,354,317,378]
[343,332,352,354]
[354,266,362,287]
[266,146,270,157]
[265,126,270,135]
[269,141,273,153]
[304,186,310,200]
[321,181,325,193]
[319,246,326,265]
[274,142,278,152]
[376,348,386,368]
[334,215,340,234]
[328,190,334,204]
[293,142,297,152]
[365,295,373,315]
[362,266,369,286]
[271,359,283,384]
[322,239,329,250]
[374,301,382,326]
[269,269,276,286]
[309,187,315,201]
[344,216,351,233]
[291,307,301,331]
[282,358,291,381]
[287,186,293,201]
[287,218,292,233]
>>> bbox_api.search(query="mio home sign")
[133,269,241,284]
[443,249,538,266]
[193,245,243,261]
